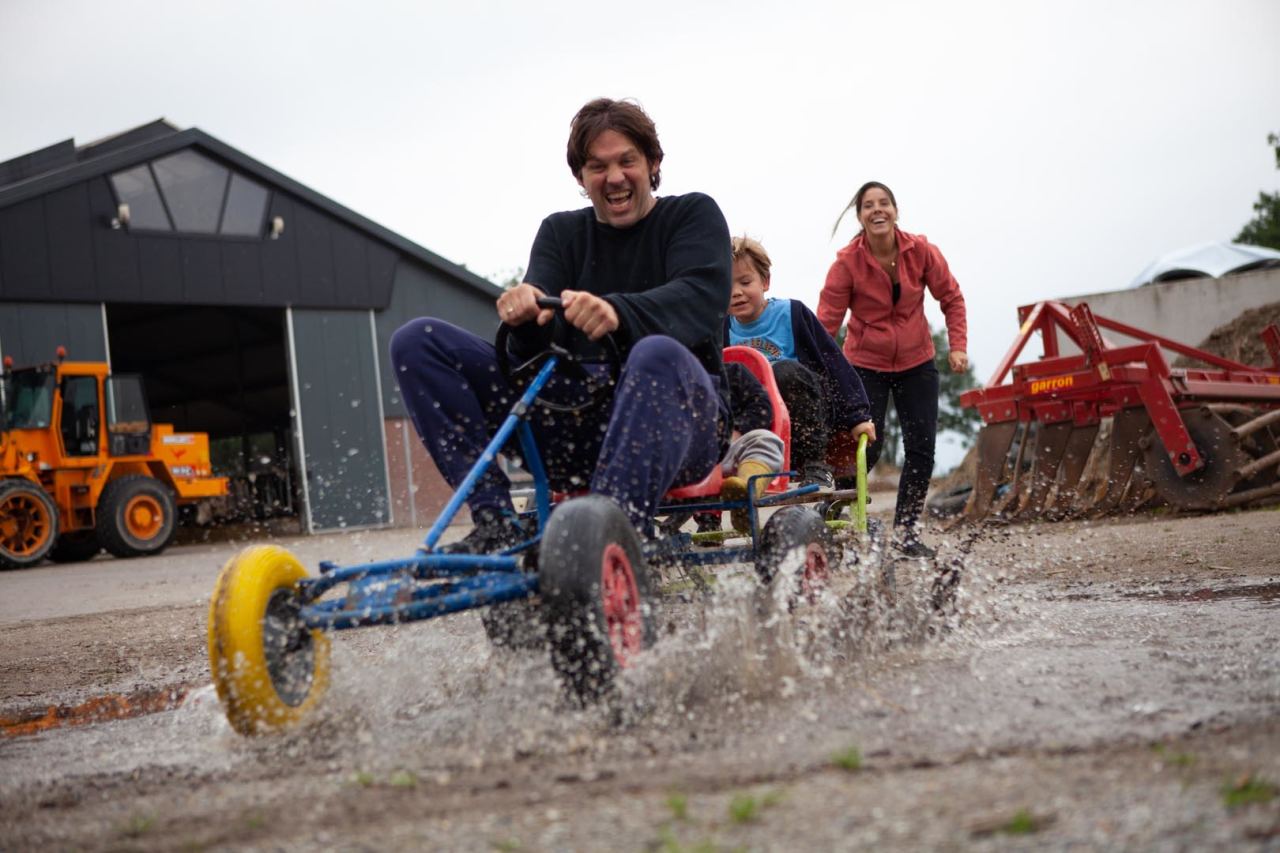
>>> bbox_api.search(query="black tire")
[481,597,547,652]
[48,532,101,564]
[926,486,972,519]
[754,506,840,601]
[0,479,59,570]
[539,495,657,704]
[96,476,178,558]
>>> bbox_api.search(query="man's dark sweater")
[523,192,732,379]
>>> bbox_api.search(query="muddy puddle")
[4,549,1276,804]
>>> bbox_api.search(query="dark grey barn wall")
[0,302,107,366]
[0,175,398,309]
[375,261,500,418]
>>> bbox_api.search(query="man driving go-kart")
[390,97,734,550]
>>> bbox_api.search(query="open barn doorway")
[105,304,298,524]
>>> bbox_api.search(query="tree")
[498,266,526,290]
[835,323,981,468]
[1234,132,1280,250]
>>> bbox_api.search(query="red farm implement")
[958,300,1280,521]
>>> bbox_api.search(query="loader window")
[2,370,54,430]
[59,376,100,457]
[105,375,152,456]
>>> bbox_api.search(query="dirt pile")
[1174,299,1280,368]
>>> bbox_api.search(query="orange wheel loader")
[0,347,229,569]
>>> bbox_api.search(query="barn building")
[0,120,501,532]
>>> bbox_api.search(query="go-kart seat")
[665,346,792,500]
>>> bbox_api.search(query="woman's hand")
[852,419,877,443]
[949,350,969,373]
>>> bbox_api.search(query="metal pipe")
[1231,408,1280,441]
[420,357,557,552]
[1234,447,1280,483]
[303,572,539,630]
[1224,479,1280,508]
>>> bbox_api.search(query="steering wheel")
[494,296,622,414]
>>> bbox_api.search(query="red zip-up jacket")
[817,228,967,373]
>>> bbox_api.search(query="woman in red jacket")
[817,181,968,557]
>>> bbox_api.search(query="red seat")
[665,346,792,500]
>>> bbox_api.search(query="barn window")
[108,165,173,231]
[152,150,227,233]
[109,151,270,238]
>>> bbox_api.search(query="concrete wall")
[1060,267,1280,351]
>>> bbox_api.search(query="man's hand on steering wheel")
[496,283,556,327]
[561,290,620,341]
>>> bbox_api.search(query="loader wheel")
[0,480,59,570]
[96,476,178,558]
[208,545,331,735]
[48,532,101,564]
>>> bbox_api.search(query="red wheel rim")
[801,542,830,601]
[600,542,642,667]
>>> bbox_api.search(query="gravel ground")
[1,505,1278,851]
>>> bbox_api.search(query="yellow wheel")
[207,545,330,735]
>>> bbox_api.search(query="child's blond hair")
[731,235,772,281]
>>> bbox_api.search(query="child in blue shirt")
[725,235,876,488]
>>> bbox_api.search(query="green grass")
[389,769,418,788]
[1151,744,1196,768]
[1222,774,1276,808]
[666,790,689,821]
[349,770,375,787]
[728,793,760,824]
[727,789,784,824]
[999,809,1048,835]
[832,745,863,771]
[491,839,520,852]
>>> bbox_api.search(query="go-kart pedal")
[438,508,528,554]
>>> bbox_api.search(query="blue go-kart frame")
[206,302,869,735]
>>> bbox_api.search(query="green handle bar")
[855,432,869,535]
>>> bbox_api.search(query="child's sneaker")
[722,459,774,533]
[799,462,836,492]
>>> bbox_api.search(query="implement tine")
[992,422,1031,517]
[964,422,1017,520]
[1011,421,1074,519]
[1047,423,1100,519]
[1087,408,1150,516]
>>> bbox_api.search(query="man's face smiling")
[577,129,658,229]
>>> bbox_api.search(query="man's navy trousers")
[389,318,725,530]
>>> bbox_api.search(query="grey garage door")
[288,308,391,532]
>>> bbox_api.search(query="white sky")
[2,0,1278,466]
